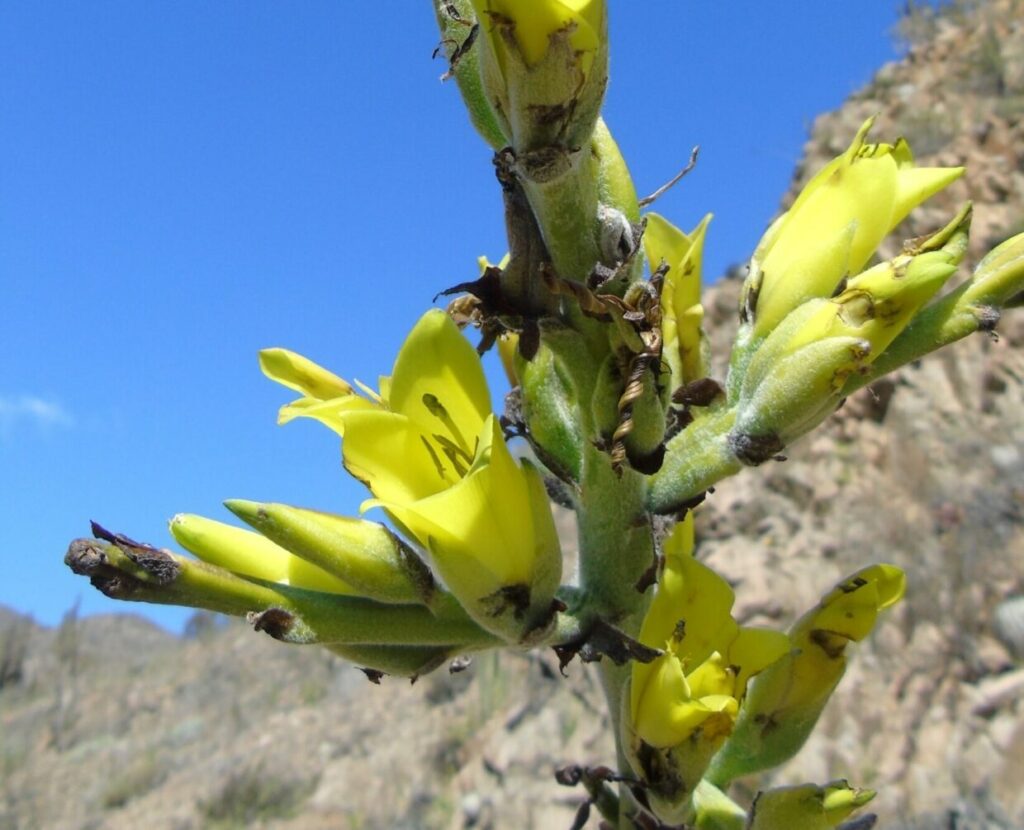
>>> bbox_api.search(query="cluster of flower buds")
[620,516,902,826]
[727,119,972,464]
[67,311,567,678]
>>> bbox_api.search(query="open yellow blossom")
[263,310,562,641]
[630,517,788,750]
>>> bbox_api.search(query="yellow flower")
[263,310,562,641]
[625,517,788,823]
[731,208,969,461]
[644,212,712,386]
[707,564,905,785]
[630,517,788,749]
[744,117,963,338]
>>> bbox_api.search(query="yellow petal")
[370,416,557,602]
[341,410,462,504]
[388,310,491,458]
[647,212,712,383]
[277,394,378,435]
[687,652,734,698]
[169,513,357,595]
[647,213,711,315]
[892,165,965,228]
[727,627,791,694]
[497,332,519,388]
[639,516,736,667]
[661,514,695,560]
[632,652,691,745]
[259,348,353,399]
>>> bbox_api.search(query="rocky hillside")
[3,2,1023,828]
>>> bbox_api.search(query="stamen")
[419,435,448,481]
[433,434,474,476]
[422,393,472,454]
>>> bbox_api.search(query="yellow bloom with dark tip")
[263,309,562,641]
[744,117,963,338]
[707,564,905,785]
[630,517,788,750]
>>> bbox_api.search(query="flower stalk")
[61,5,1024,827]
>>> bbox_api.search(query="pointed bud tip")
[223,498,262,520]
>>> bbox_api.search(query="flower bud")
[748,781,875,830]
[469,0,608,155]
[169,513,357,596]
[707,565,905,785]
[644,212,712,386]
[742,117,963,338]
[519,338,584,481]
[963,229,1024,309]
[731,211,968,461]
[692,780,747,830]
[224,500,436,606]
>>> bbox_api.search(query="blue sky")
[2,2,916,632]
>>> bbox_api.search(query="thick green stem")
[520,118,641,285]
[576,448,654,829]
[647,408,742,515]
[577,447,654,624]
[520,147,601,281]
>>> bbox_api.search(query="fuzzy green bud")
[518,337,584,482]
[963,229,1024,309]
